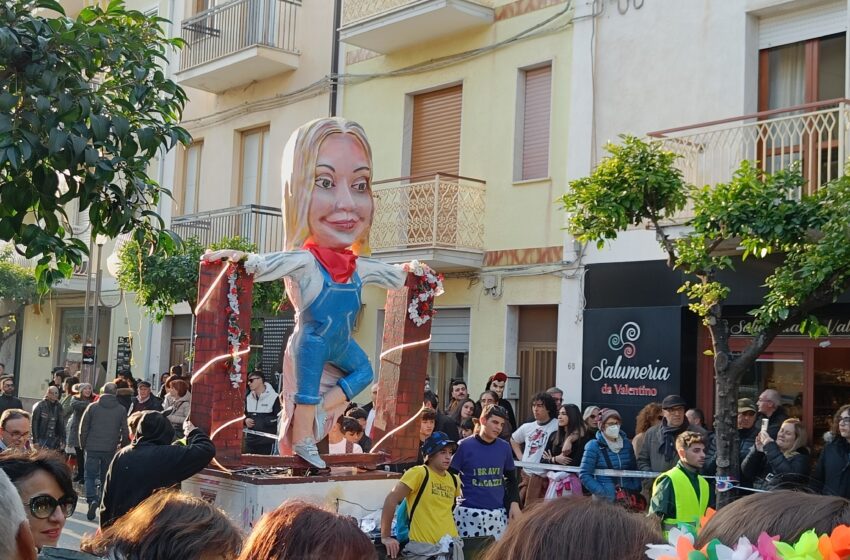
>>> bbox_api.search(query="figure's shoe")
[314,398,328,440]
[293,437,326,469]
[87,501,97,521]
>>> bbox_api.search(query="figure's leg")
[332,341,374,404]
[289,332,329,468]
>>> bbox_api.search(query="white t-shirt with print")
[328,439,363,455]
[511,419,558,476]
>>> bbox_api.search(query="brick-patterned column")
[371,272,433,463]
[191,261,253,466]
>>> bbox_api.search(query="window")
[182,141,203,215]
[516,63,552,181]
[239,127,271,206]
[410,85,462,177]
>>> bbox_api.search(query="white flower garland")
[225,266,245,388]
[405,260,444,327]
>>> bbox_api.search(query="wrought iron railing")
[179,0,300,72]
[172,205,284,253]
[648,99,850,201]
[342,0,494,27]
[370,174,486,252]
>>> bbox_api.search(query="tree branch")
[648,215,678,267]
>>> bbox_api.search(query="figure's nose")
[333,181,355,210]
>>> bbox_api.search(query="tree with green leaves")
[0,0,189,290]
[0,246,39,354]
[115,236,287,322]
[561,135,850,505]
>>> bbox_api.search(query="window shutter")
[521,64,552,180]
[410,85,462,177]
[759,2,846,49]
[184,142,202,215]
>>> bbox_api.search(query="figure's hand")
[509,502,521,521]
[202,249,247,263]
[542,450,553,463]
[382,537,400,558]
[245,418,255,429]
[555,454,572,465]
[183,418,196,435]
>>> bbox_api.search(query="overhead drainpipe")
[329,0,342,116]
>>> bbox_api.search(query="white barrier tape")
[514,461,663,479]
[243,428,278,439]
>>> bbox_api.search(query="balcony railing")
[172,205,283,254]
[179,0,300,72]
[343,0,493,26]
[370,174,486,252]
[648,99,850,199]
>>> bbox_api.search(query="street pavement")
[57,494,97,551]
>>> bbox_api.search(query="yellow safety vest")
[653,465,709,528]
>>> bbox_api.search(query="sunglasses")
[248,377,262,383]
[28,495,77,519]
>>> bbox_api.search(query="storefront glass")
[739,352,805,419]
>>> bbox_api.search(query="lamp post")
[90,235,124,388]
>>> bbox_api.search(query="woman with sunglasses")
[0,449,77,551]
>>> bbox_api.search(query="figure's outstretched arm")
[202,249,311,282]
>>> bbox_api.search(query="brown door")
[409,85,463,246]
[170,339,191,374]
[517,343,557,422]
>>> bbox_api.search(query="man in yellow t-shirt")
[381,432,463,559]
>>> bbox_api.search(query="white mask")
[604,424,620,439]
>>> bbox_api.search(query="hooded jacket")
[99,411,215,528]
[813,437,850,498]
[79,394,130,453]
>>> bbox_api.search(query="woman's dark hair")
[562,404,585,438]
[422,390,439,409]
[696,490,850,548]
[831,404,850,439]
[63,376,79,393]
[345,407,368,422]
[167,378,190,398]
[531,392,558,421]
[421,409,437,423]
[635,402,662,435]
[460,418,475,432]
[0,449,77,502]
[481,497,662,560]
[237,500,376,560]
[449,398,475,425]
[81,490,242,560]
[169,364,183,377]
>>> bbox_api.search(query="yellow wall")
[344,2,571,398]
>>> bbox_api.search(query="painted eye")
[352,180,369,192]
[314,177,333,189]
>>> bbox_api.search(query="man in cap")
[129,380,163,414]
[737,398,759,462]
[638,394,708,476]
[380,431,462,559]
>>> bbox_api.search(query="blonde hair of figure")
[282,117,374,256]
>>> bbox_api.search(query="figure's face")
[2,378,13,395]
[81,387,92,398]
[757,392,776,415]
[738,410,756,430]
[46,388,59,402]
[1,417,30,450]
[420,419,435,438]
[839,410,850,440]
[480,393,496,408]
[138,385,151,400]
[17,470,71,550]
[680,443,706,470]
[585,408,599,430]
[460,401,474,419]
[343,431,361,445]
[686,410,700,427]
[532,401,550,423]
[490,380,505,398]
[427,447,454,471]
[308,133,373,250]
[482,415,505,441]
[557,407,569,428]
[452,383,468,401]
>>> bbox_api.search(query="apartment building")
[562,0,850,437]
[339,0,573,418]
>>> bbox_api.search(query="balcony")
[370,174,486,272]
[340,0,494,54]
[172,205,284,253]
[176,0,301,93]
[648,99,850,208]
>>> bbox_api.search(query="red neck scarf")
[303,240,358,283]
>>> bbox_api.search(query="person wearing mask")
[0,375,23,416]
[244,372,281,455]
[756,388,788,440]
[482,372,516,431]
[450,404,520,539]
[0,450,78,553]
[579,409,641,502]
[741,417,808,489]
[510,392,559,507]
[0,409,31,452]
[32,387,64,451]
[99,412,216,528]
[813,405,850,497]
[79,382,130,521]
[129,380,163,414]
[583,406,600,438]
[638,395,707,476]
[649,431,710,534]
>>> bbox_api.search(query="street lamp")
[87,235,124,387]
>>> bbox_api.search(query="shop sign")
[728,317,850,337]
[582,307,683,434]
